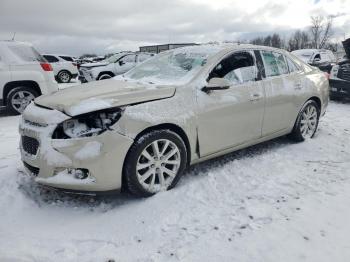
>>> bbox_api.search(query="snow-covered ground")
[0,97,350,262]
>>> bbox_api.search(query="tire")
[57,70,71,83]
[124,130,187,197]
[7,86,39,115]
[98,73,113,80]
[289,100,320,142]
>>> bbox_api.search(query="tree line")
[249,16,338,52]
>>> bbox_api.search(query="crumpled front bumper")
[19,103,133,192]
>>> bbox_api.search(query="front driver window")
[209,51,257,85]
[120,55,135,64]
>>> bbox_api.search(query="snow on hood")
[34,79,176,116]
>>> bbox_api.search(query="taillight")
[324,72,330,80]
[40,62,53,72]
[72,62,77,67]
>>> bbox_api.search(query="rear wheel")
[124,130,187,197]
[57,70,71,83]
[290,100,320,142]
[7,87,39,115]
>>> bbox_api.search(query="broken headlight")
[52,108,123,139]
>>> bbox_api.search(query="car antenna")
[11,32,16,41]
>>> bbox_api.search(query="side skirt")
[190,128,291,165]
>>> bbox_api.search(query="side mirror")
[202,77,230,93]
[119,60,125,66]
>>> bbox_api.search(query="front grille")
[22,136,39,155]
[23,161,40,176]
[338,64,350,81]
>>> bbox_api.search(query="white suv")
[79,52,154,82]
[0,41,58,114]
[42,54,79,83]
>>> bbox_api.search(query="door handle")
[250,93,262,102]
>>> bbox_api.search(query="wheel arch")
[3,81,41,105]
[97,71,115,80]
[308,96,321,112]
[57,69,72,76]
[121,123,192,191]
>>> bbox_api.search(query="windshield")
[123,48,218,85]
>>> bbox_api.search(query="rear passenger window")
[261,51,288,77]
[261,51,279,77]
[43,55,59,63]
[274,53,288,75]
[286,56,300,73]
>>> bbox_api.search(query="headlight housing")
[52,108,123,139]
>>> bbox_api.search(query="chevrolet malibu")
[19,44,329,197]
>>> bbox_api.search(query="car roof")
[168,43,289,58]
[43,54,74,57]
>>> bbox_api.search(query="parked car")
[78,52,154,82]
[20,44,329,197]
[291,49,336,73]
[329,38,350,99]
[0,41,58,114]
[42,54,78,83]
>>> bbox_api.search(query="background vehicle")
[291,49,336,73]
[78,52,154,82]
[0,41,58,114]
[20,44,328,197]
[329,38,350,100]
[43,54,78,83]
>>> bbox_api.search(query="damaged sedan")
[19,44,329,197]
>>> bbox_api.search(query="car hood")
[80,61,109,68]
[342,38,350,59]
[34,79,176,116]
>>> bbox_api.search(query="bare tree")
[271,34,283,48]
[310,16,333,49]
[319,16,333,48]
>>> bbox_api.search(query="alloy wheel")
[59,72,70,83]
[11,91,35,114]
[136,139,181,193]
[300,104,318,139]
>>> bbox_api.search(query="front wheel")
[124,130,187,197]
[7,87,39,115]
[290,100,320,142]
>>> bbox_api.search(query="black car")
[329,38,350,100]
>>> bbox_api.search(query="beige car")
[19,44,329,197]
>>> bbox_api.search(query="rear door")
[197,50,265,156]
[259,50,301,136]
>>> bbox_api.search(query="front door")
[115,54,136,74]
[197,51,265,157]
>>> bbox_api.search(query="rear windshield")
[8,45,45,62]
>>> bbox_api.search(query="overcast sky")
[0,0,349,56]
